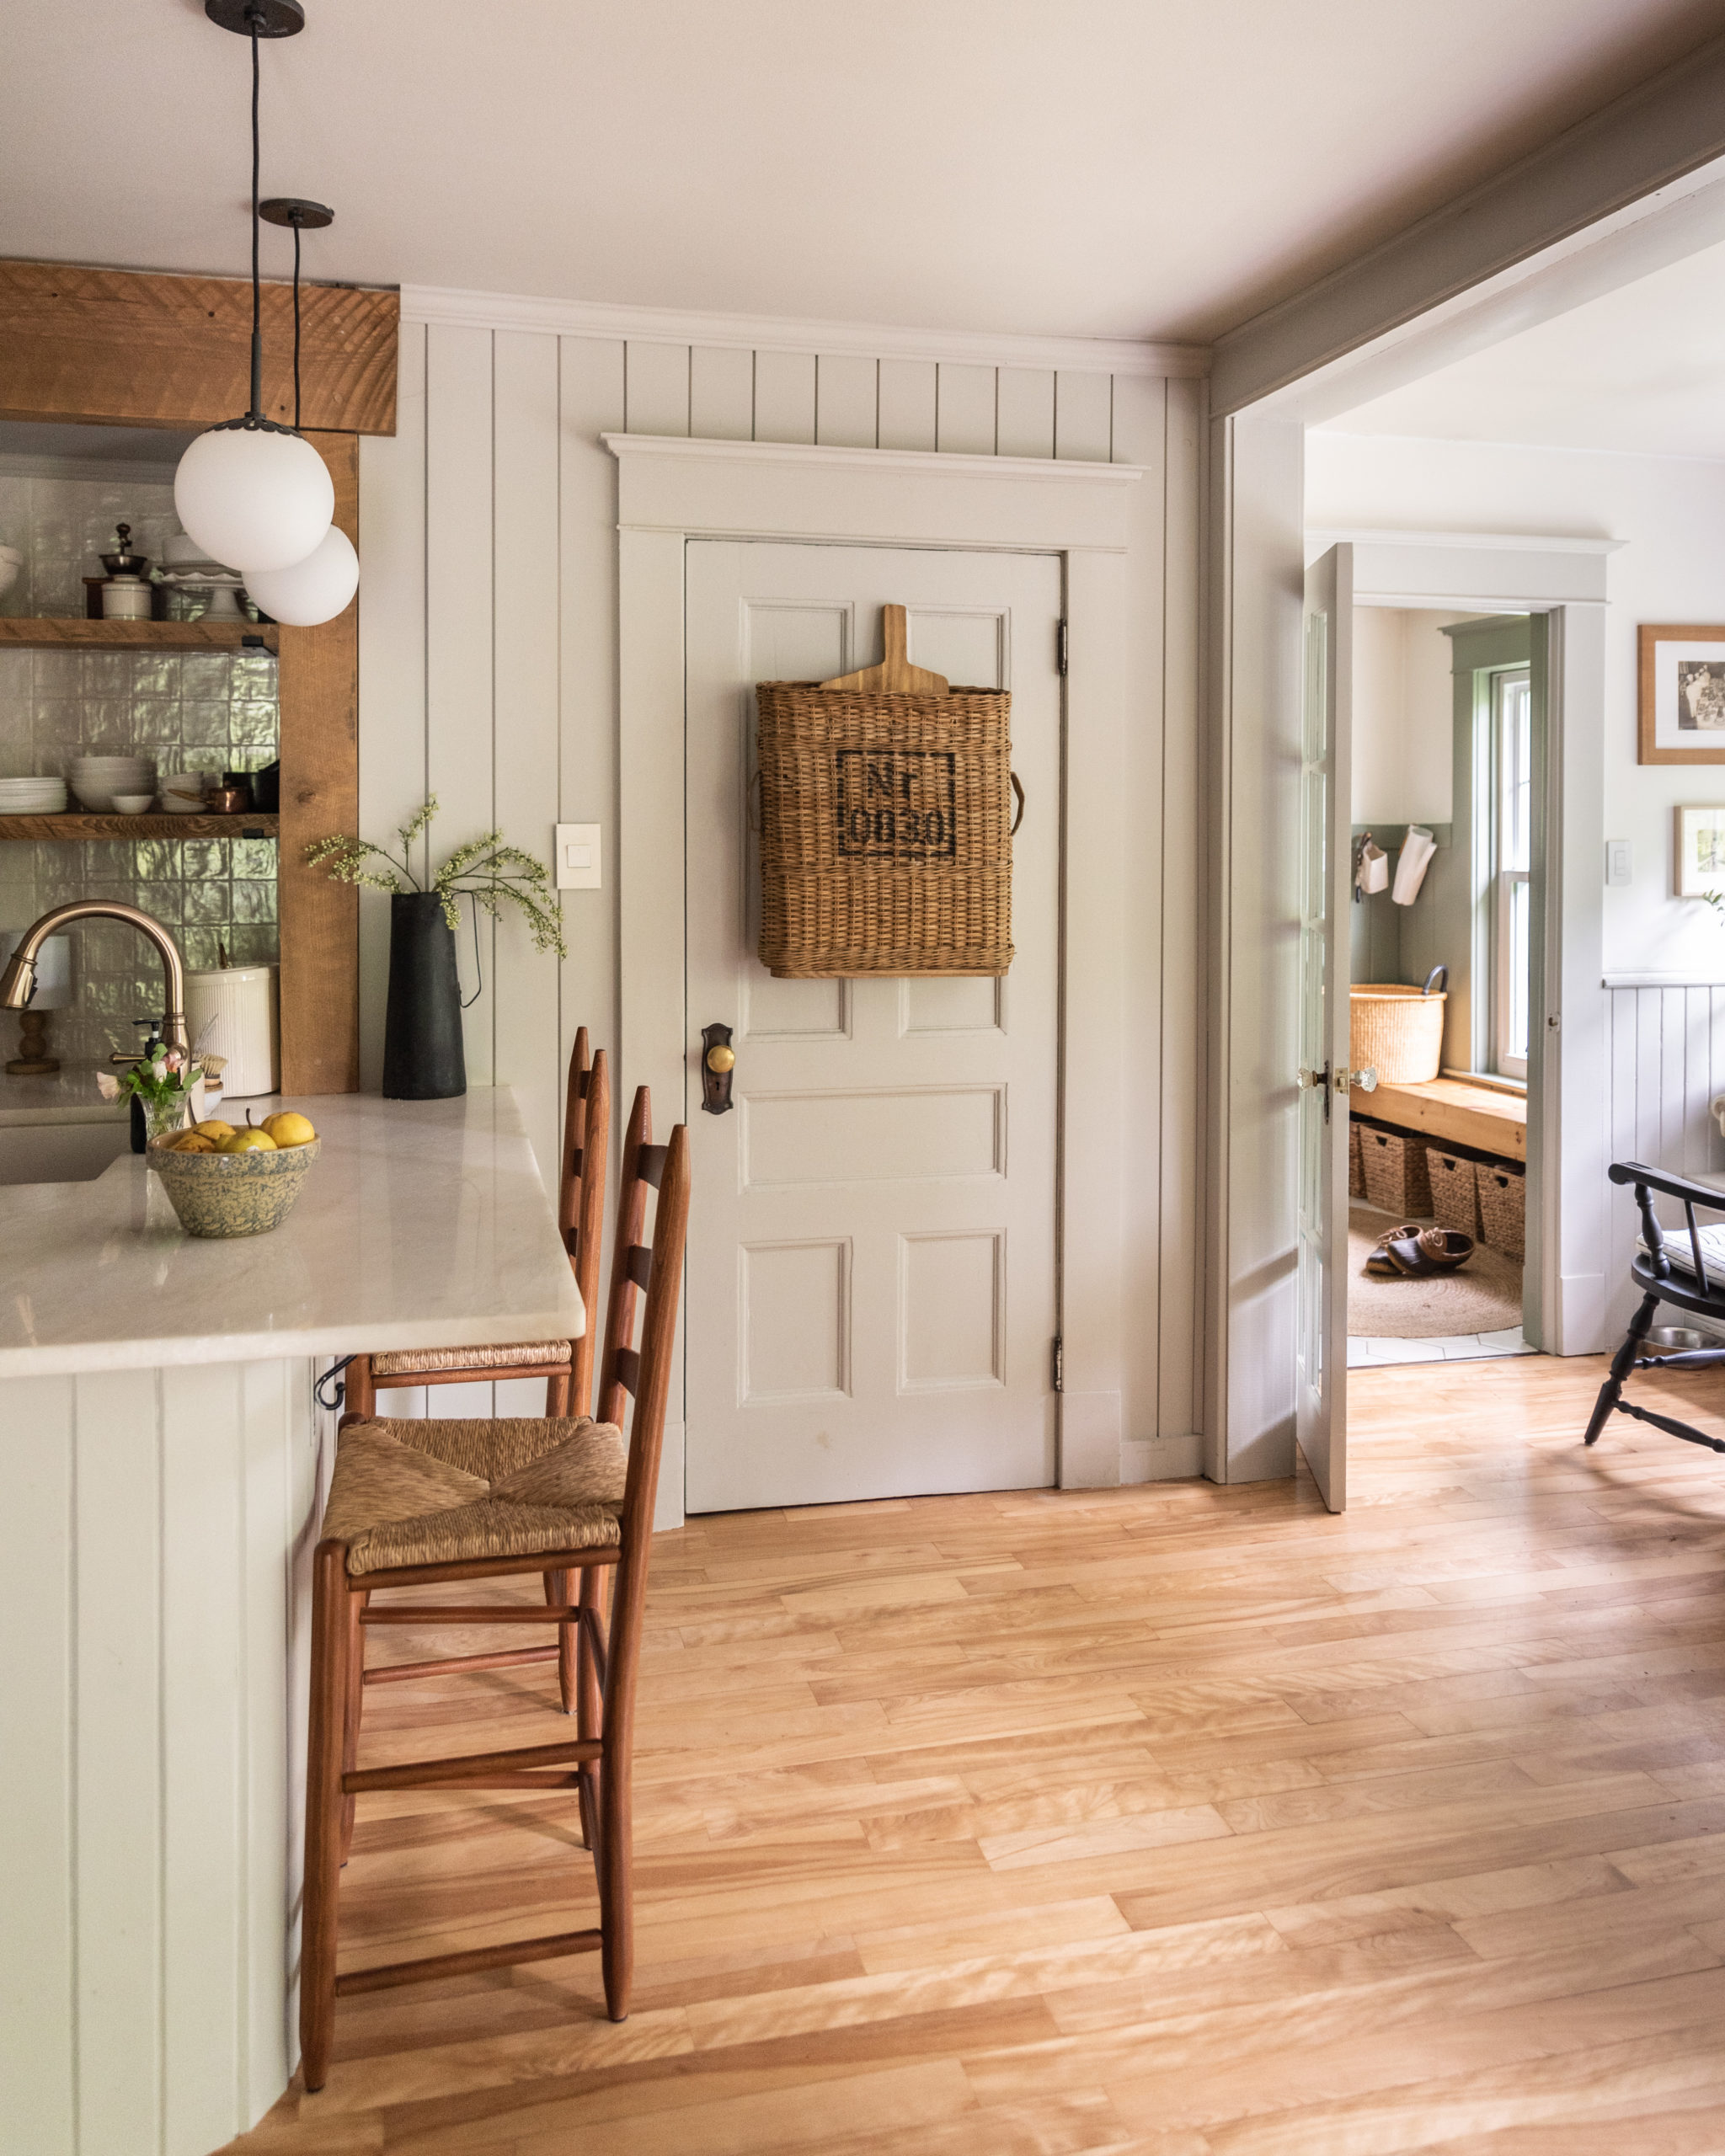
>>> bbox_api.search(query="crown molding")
[1307,526,1625,554]
[601,432,1145,483]
[399,284,1209,380]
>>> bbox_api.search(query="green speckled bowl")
[147,1134,320,1237]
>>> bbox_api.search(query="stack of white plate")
[0,776,69,814]
[68,755,156,811]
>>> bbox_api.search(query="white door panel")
[1296,543,1354,1513]
[685,542,1061,1512]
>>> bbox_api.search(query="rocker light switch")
[555,822,601,891]
[1606,840,1632,888]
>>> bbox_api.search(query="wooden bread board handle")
[820,604,948,696]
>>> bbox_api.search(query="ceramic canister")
[186,964,280,1100]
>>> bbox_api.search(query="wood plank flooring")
[225,1353,1725,2153]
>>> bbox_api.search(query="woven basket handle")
[1010,771,1025,837]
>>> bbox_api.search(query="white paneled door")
[1295,544,1357,1513]
[685,542,1062,1512]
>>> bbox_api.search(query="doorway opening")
[1339,601,1548,1373]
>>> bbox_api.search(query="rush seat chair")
[298,1093,689,2092]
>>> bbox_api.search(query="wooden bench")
[1350,1075,1526,1164]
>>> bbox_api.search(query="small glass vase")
[140,1093,191,1150]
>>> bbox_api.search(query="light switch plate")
[555,822,601,890]
[1606,839,1632,888]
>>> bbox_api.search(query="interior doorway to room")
[1345,604,1546,1374]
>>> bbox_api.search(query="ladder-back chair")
[1584,1159,1725,1456]
[344,1028,609,1420]
[299,1091,688,2093]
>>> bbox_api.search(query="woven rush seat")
[367,1338,573,1379]
[323,1416,626,1575]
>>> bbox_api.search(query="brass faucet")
[0,901,189,1052]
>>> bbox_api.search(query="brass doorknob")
[706,1043,735,1074]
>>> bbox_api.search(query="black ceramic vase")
[382,892,467,1100]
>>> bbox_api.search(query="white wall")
[359,312,1204,1473]
[1351,606,1459,826]
[1311,432,1725,979]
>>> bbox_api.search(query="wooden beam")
[277,430,360,1095]
[0,259,398,435]
[1210,31,1725,415]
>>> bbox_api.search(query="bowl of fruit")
[147,1110,320,1238]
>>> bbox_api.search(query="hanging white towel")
[1392,825,1436,906]
[1355,837,1389,895]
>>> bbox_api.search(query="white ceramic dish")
[112,794,155,814]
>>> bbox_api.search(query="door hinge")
[1051,1337,1064,1392]
[1056,621,1069,677]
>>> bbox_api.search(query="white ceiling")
[1321,233,1725,457]
[4,0,1724,347]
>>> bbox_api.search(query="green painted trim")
[1444,616,1533,672]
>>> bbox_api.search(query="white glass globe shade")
[174,426,334,574]
[243,526,359,627]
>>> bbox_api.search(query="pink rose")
[96,1072,121,1101]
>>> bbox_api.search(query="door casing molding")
[605,432,1143,1521]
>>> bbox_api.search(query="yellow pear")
[218,1129,277,1153]
[173,1132,217,1153]
[196,1120,237,1144]
[264,1112,317,1148]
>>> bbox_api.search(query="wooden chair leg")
[598,1733,632,2023]
[576,1568,606,1846]
[545,1367,571,1416]
[546,1567,577,1715]
[300,1542,350,2095]
[344,1357,376,1420]
[339,1586,367,1863]
[1583,1291,1659,1446]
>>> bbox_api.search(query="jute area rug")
[1348,1203,1524,1338]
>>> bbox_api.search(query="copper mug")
[205,783,248,814]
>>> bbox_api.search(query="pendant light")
[174,2,334,575]
[243,196,360,627]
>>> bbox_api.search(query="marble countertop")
[0,1089,583,1380]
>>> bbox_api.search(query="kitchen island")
[1,1090,583,2156]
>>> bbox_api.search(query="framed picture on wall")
[1640,625,1725,763]
[1674,805,1725,896]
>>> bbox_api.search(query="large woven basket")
[756,680,1013,977]
[1349,984,1446,1084]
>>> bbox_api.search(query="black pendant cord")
[292,220,302,430]
[249,19,263,420]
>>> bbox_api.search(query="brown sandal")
[1364,1225,1422,1277]
[1386,1227,1476,1277]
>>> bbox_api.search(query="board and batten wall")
[358,311,1204,1480]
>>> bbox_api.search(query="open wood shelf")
[0,616,279,654]
[0,812,279,842]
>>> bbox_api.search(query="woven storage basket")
[1477,1162,1526,1259]
[1426,1146,1480,1237]
[756,680,1012,978]
[1359,1124,1432,1218]
[1349,984,1445,1084]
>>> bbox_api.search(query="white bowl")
[112,794,155,814]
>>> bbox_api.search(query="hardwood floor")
[226,1353,1725,2153]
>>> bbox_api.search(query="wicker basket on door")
[1349,983,1446,1085]
[756,605,1015,979]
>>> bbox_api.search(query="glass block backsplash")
[0,468,280,1071]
